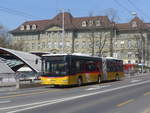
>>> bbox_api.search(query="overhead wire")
[0,5,44,20]
[113,0,132,14]
[127,0,150,20]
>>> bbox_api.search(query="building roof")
[11,12,112,34]
[116,17,149,31]
[10,13,150,34]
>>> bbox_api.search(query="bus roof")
[42,53,101,59]
[105,57,122,61]
[42,53,123,61]
[42,53,68,57]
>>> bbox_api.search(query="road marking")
[117,99,134,107]
[0,100,11,104]
[144,92,150,96]
[86,85,112,91]
[131,79,142,83]
[141,108,150,113]
[3,80,150,113]
[86,87,100,91]
[0,89,61,99]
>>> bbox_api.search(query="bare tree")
[104,8,119,22]
[0,36,7,47]
[0,25,25,51]
[104,8,119,57]
[134,35,142,63]
[88,12,107,56]
[0,25,10,48]
[9,40,25,51]
[97,32,107,57]
[88,31,95,56]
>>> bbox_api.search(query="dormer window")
[89,20,93,26]
[132,21,137,28]
[95,20,101,26]
[82,21,87,27]
[32,24,37,30]
[26,25,30,30]
[20,25,24,30]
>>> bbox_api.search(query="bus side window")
[86,63,97,72]
[76,61,81,73]
[70,61,77,74]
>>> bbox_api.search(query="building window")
[128,52,132,58]
[32,43,35,49]
[95,20,101,26]
[32,24,37,30]
[54,42,57,48]
[114,42,118,48]
[42,42,45,49]
[137,40,141,48]
[48,42,52,48]
[95,41,99,48]
[26,25,31,30]
[113,52,118,58]
[66,42,70,47]
[120,41,124,48]
[75,41,79,48]
[102,52,108,57]
[59,42,63,48]
[128,60,131,64]
[20,25,24,30]
[128,40,131,48]
[135,60,138,63]
[89,20,93,26]
[82,21,87,27]
[82,41,86,48]
[132,21,137,28]
[38,43,41,49]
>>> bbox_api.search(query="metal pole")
[114,29,117,58]
[141,38,144,76]
[62,9,65,54]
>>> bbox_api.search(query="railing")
[0,72,41,89]
[0,73,16,87]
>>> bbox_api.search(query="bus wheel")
[77,77,82,87]
[115,75,120,81]
[97,75,101,84]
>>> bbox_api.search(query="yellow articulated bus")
[40,54,124,86]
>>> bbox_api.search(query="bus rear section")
[103,58,124,81]
[40,54,103,86]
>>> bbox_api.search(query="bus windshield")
[42,61,68,75]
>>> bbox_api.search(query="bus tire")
[97,75,101,84]
[115,74,120,81]
[77,77,82,87]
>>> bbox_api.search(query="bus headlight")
[62,80,68,82]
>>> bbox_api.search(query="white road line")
[86,87,100,91]
[131,79,142,83]
[0,100,11,104]
[3,80,150,113]
[100,85,112,88]
[86,85,112,91]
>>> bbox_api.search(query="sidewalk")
[0,79,43,93]
[0,86,17,93]
[125,72,150,79]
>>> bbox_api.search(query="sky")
[0,0,150,30]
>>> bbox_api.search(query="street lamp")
[62,9,65,54]
[131,11,144,75]
[141,36,144,76]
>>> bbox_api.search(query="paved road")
[0,74,150,113]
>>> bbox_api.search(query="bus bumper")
[40,76,69,85]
